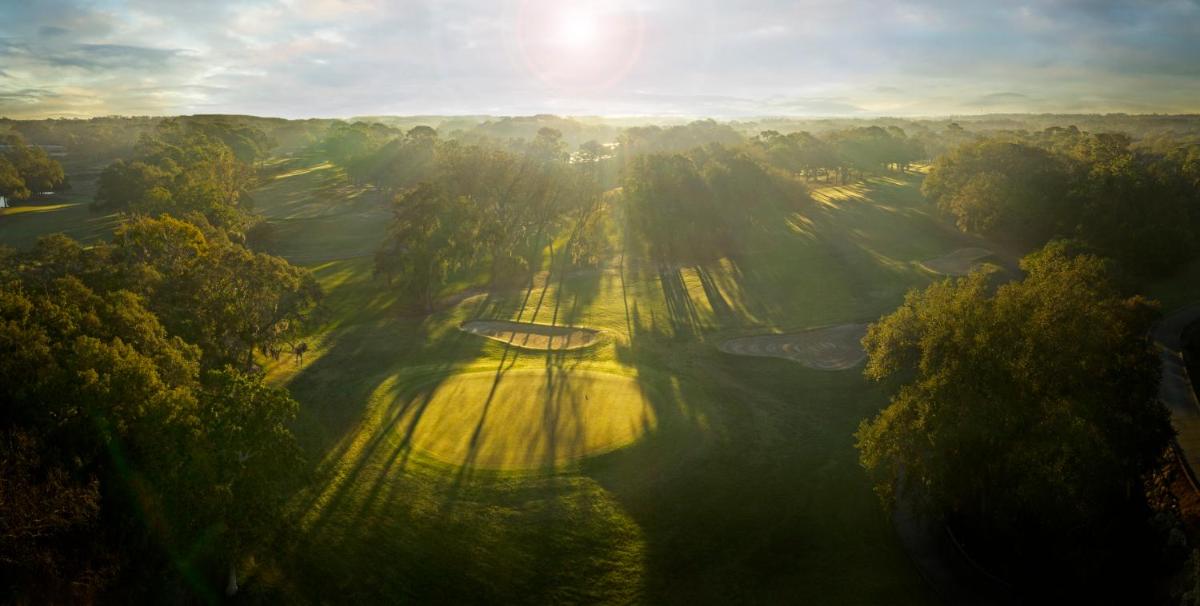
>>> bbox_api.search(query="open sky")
[1,0,1198,119]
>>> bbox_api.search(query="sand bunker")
[718,323,868,371]
[394,370,654,469]
[461,320,602,351]
[920,247,994,276]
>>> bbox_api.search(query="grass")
[251,159,392,265]
[243,164,979,603]
[335,368,655,470]
[10,156,1199,602]
[0,176,120,249]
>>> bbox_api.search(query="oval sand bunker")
[395,369,654,469]
[719,324,868,371]
[920,247,994,276]
[461,320,601,350]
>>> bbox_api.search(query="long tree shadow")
[288,310,484,535]
[658,265,705,338]
[598,314,917,602]
[438,259,606,506]
[323,256,577,522]
[694,264,737,328]
[567,176,938,602]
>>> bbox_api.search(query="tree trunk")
[226,561,239,597]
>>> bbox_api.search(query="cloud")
[966,92,1031,107]
[37,26,70,38]
[0,0,1197,118]
[0,87,61,104]
[40,44,185,71]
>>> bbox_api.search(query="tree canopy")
[0,133,66,200]
[856,242,1172,591]
[0,226,311,600]
[923,129,1200,274]
[93,119,273,231]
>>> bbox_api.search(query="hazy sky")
[1,0,1198,119]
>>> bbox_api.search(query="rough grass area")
[919,247,994,275]
[718,323,868,370]
[251,159,391,265]
[0,176,119,249]
[461,319,602,350]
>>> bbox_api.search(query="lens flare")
[515,0,645,92]
[558,8,599,50]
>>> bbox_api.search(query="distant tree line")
[622,143,809,265]
[924,127,1200,274]
[93,119,275,231]
[0,133,66,200]
[751,125,924,184]
[366,128,604,309]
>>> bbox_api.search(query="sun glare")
[558,9,599,50]
[515,0,645,92]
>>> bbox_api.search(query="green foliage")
[0,156,31,200]
[924,130,1200,274]
[856,242,1172,586]
[0,227,309,598]
[344,124,438,190]
[188,369,302,559]
[617,119,744,156]
[93,119,267,231]
[0,133,66,199]
[372,137,598,305]
[375,182,476,309]
[922,139,1068,238]
[110,215,322,367]
[752,126,924,183]
[623,144,808,264]
[317,120,399,169]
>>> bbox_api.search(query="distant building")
[0,196,7,208]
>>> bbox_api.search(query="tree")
[0,135,66,199]
[0,234,309,600]
[108,216,320,368]
[623,144,807,265]
[0,429,108,602]
[924,132,1200,274]
[375,182,475,310]
[188,369,302,596]
[92,120,266,231]
[0,156,31,200]
[856,242,1172,591]
[922,139,1069,243]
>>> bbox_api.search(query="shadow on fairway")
[271,173,950,603]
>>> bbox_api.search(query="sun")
[515,0,645,91]
[558,8,599,51]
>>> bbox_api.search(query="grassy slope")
[0,175,120,249]
[249,163,973,604]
